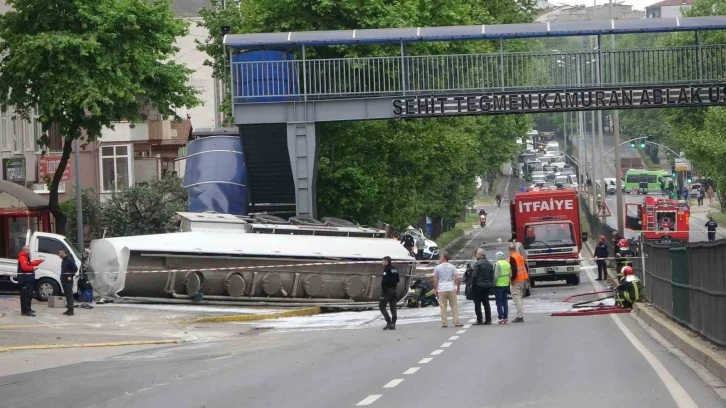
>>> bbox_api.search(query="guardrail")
[231,44,726,102]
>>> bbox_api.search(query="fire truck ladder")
[645,203,656,232]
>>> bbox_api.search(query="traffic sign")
[596,202,612,217]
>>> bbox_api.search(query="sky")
[552,0,659,11]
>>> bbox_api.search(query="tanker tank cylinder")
[184,272,204,297]
[224,273,246,298]
[303,274,323,297]
[344,275,365,298]
[262,273,283,296]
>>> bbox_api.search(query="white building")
[645,0,692,19]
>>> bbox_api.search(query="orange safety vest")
[510,252,529,283]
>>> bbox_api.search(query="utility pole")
[610,0,625,234]
[563,111,567,156]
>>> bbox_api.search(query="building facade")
[646,0,692,18]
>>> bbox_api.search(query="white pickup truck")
[0,231,82,301]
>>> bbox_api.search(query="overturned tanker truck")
[87,212,415,303]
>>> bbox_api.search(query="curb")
[186,306,322,323]
[633,303,726,384]
[0,339,183,353]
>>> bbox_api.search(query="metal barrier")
[232,45,726,102]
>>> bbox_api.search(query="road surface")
[0,175,724,408]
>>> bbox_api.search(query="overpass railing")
[231,44,726,102]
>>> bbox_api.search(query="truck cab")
[0,231,82,301]
[510,190,584,286]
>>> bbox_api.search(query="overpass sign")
[392,84,726,117]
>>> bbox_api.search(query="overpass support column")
[287,121,318,217]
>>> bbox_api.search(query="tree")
[101,176,188,237]
[0,0,200,232]
[59,188,103,245]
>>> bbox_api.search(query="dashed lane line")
[441,342,452,348]
[418,358,433,364]
[456,330,466,334]
[448,336,460,340]
[357,395,382,406]
[383,379,404,388]
[468,319,477,323]
[431,349,444,355]
[463,324,472,329]
[403,367,420,375]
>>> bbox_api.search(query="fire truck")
[510,189,585,286]
[625,196,690,243]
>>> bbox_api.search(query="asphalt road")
[1,177,724,408]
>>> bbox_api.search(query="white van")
[0,231,81,301]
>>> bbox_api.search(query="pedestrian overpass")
[223,17,726,217]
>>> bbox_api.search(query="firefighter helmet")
[618,238,629,248]
[622,266,634,276]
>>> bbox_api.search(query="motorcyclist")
[495,193,502,207]
[615,266,643,308]
[479,208,487,227]
[615,238,634,278]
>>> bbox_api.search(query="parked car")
[690,183,702,197]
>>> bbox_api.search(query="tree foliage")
[0,0,200,232]
[198,0,535,232]
[101,176,188,237]
[59,188,104,245]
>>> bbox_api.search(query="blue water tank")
[183,136,248,215]
[233,50,300,103]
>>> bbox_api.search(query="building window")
[27,110,41,153]
[0,109,12,152]
[99,144,132,192]
[13,117,23,154]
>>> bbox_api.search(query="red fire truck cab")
[625,196,689,243]
[510,189,585,286]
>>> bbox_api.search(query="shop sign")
[3,157,26,183]
[38,156,71,182]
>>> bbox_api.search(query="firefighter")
[615,266,643,308]
[614,238,634,278]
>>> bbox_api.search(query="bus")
[624,169,668,193]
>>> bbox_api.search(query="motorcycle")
[480,214,487,227]
[406,280,439,308]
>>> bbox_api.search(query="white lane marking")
[357,395,382,406]
[456,330,466,334]
[463,324,472,329]
[384,379,404,388]
[611,314,698,408]
[441,342,452,348]
[403,367,420,375]
[431,349,443,355]
[418,358,433,364]
[468,319,477,323]
[208,355,232,361]
[581,253,700,408]
[448,336,459,340]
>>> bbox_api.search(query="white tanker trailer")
[87,212,415,303]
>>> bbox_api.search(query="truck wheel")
[35,278,60,301]
[566,276,580,286]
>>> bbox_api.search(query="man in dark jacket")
[470,248,494,325]
[706,216,718,242]
[379,256,400,330]
[594,235,609,281]
[400,231,415,257]
[59,249,78,316]
[17,246,43,317]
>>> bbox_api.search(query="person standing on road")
[17,246,43,317]
[708,186,715,205]
[401,230,415,257]
[58,249,78,316]
[379,256,399,330]
[509,244,529,323]
[699,186,706,206]
[668,180,675,198]
[470,248,493,325]
[594,235,609,281]
[415,233,426,261]
[493,251,511,324]
[433,252,462,328]
[660,180,666,196]
[706,216,718,242]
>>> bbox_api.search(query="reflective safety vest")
[495,260,511,287]
[510,253,529,283]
